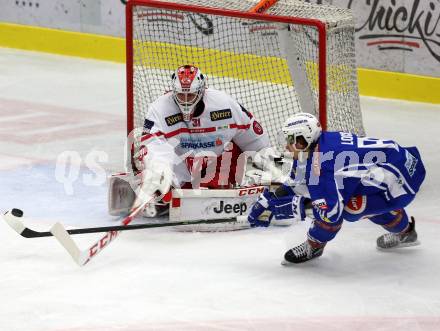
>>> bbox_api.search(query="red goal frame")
[125,0,328,135]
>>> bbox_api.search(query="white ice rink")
[1,48,440,331]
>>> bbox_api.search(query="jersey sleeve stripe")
[140,124,250,142]
[229,124,251,130]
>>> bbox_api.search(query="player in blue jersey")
[247,113,426,264]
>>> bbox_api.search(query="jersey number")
[192,118,201,127]
[357,137,399,151]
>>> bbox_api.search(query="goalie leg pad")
[108,173,169,217]
[174,216,250,232]
[171,187,263,232]
[108,173,137,216]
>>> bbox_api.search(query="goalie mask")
[279,112,322,151]
[171,65,206,121]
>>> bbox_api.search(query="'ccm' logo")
[213,201,247,215]
[238,186,265,196]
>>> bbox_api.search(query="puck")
[11,208,23,218]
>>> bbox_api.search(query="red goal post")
[125,0,365,148]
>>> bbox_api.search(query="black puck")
[11,208,23,217]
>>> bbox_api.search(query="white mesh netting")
[128,0,365,147]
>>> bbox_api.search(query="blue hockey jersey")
[286,131,426,224]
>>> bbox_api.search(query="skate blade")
[376,240,421,251]
[281,259,293,266]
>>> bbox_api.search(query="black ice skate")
[377,217,420,250]
[282,239,326,265]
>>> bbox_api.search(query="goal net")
[126,0,365,149]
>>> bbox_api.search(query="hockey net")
[126,0,365,150]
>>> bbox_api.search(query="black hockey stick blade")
[2,209,246,238]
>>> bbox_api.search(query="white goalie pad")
[108,173,288,231]
[107,173,168,217]
[108,173,137,216]
[169,186,266,232]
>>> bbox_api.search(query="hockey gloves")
[271,195,306,222]
[248,188,306,227]
[248,189,273,227]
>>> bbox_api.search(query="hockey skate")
[282,238,326,265]
[377,217,420,250]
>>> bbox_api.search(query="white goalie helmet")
[279,112,322,151]
[171,65,206,121]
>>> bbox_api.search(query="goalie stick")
[2,208,247,238]
[50,208,142,266]
[2,196,156,266]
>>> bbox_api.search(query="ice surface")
[0,48,440,331]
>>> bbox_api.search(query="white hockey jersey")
[140,88,270,185]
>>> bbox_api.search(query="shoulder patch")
[210,109,232,121]
[143,119,154,130]
[404,150,418,177]
[165,113,183,126]
[252,120,263,135]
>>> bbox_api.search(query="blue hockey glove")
[248,189,273,227]
[271,195,306,222]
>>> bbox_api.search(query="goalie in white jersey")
[129,65,272,212]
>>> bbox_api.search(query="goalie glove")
[250,147,285,184]
[131,159,173,211]
[133,145,148,171]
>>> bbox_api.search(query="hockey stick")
[2,196,154,265]
[249,0,279,13]
[2,209,246,238]
[48,196,157,266]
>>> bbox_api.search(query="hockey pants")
[308,192,412,243]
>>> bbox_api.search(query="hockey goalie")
[109,65,283,230]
